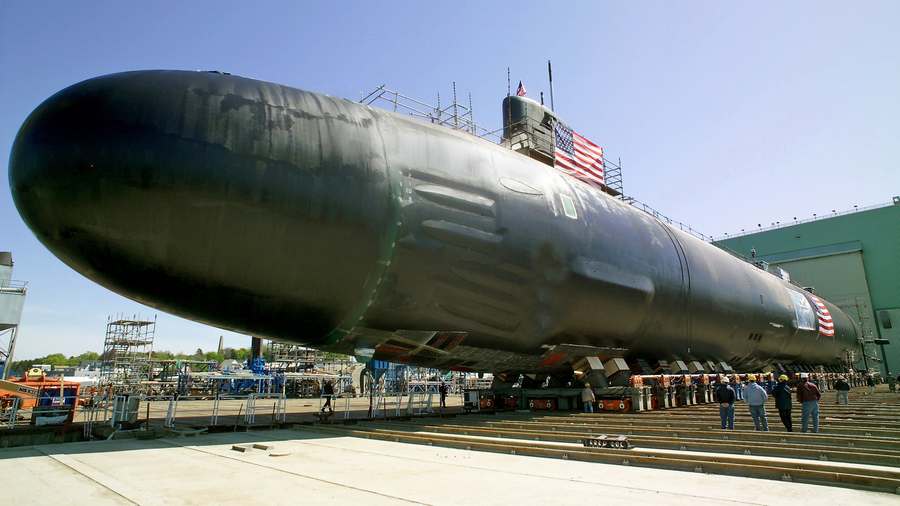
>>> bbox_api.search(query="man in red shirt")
[796,373,821,433]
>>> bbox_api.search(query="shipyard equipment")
[0,368,80,426]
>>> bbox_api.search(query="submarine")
[9,70,859,382]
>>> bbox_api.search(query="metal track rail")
[303,393,900,493]
[358,420,900,466]
[480,419,900,450]
[306,424,900,493]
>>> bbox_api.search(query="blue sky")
[2,1,898,358]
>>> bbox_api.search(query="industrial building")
[715,198,900,376]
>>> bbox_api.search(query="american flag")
[809,295,835,337]
[553,120,605,186]
[516,80,527,97]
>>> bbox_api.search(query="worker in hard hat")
[744,374,769,431]
[714,376,736,430]
[834,375,850,405]
[772,374,793,432]
[581,383,596,413]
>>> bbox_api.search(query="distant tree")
[232,348,251,361]
[72,351,100,364]
[150,350,170,360]
[7,350,101,376]
[41,353,69,366]
[323,352,352,361]
[204,351,224,362]
[193,348,203,359]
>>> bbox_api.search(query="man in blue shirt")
[733,374,744,400]
[744,374,769,431]
[772,374,793,432]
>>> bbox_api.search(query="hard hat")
[800,373,809,379]
[747,374,757,381]
[584,383,591,387]
[721,376,730,383]
[779,374,789,381]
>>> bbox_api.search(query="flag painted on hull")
[810,295,835,337]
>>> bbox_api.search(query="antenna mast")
[548,60,555,111]
[507,67,511,96]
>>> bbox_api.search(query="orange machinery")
[0,367,81,410]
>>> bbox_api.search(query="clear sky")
[1,1,898,359]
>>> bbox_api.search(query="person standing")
[834,376,850,405]
[581,383,596,413]
[715,376,736,430]
[732,374,744,401]
[772,375,793,432]
[439,381,449,409]
[744,374,769,431]
[888,374,897,393]
[320,380,334,414]
[866,374,876,394]
[797,373,821,433]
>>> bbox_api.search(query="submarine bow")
[10,70,397,346]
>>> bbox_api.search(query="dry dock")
[312,388,900,494]
[2,428,898,505]
[2,387,899,504]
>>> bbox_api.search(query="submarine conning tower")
[501,94,623,197]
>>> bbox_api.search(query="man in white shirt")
[581,383,596,413]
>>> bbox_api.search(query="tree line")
[6,347,257,375]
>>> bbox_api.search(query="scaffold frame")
[99,314,156,393]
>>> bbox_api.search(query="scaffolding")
[99,314,155,393]
[268,341,321,371]
[361,83,500,140]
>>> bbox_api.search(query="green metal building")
[715,197,900,376]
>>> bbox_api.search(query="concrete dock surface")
[1,428,898,505]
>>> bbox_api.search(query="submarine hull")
[9,70,859,374]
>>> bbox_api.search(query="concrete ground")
[1,428,897,505]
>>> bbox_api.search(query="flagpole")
[548,60,555,112]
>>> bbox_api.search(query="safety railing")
[143,393,288,429]
[713,200,896,241]
[625,197,714,242]
[2,390,467,436]
[361,84,501,141]
[0,279,27,294]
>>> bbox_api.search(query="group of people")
[715,373,826,432]
[888,374,900,393]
